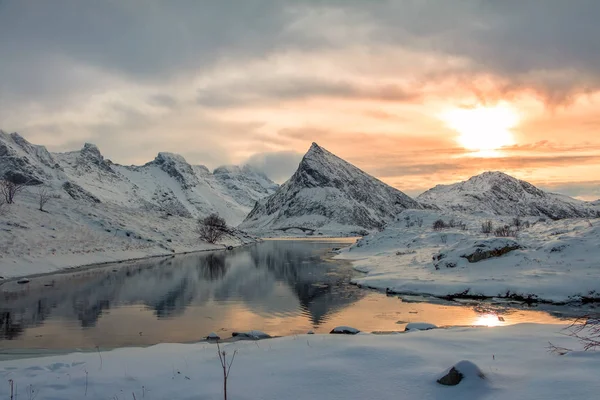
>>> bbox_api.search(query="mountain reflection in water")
[0,239,574,350]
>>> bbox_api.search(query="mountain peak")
[241,144,421,232]
[81,142,102,158]
[417,171,599,219]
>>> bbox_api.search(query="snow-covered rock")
[405,322,438,332]
[437,360,486,386]
[417,171,599,220]
[232,330,272,339]
[240,143,421,234]
[330,326,361,335]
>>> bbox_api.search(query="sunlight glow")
[473,314,504,327]
[442,103,520,152]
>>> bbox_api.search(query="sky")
[1,1,599,200]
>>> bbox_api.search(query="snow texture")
[1,324,599,399]
[0,190,256,279]
[418,171,599,220]
[0,131,278,226]
[338,209,600,303]
[241,142,421,234]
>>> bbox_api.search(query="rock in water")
[405,323,437,332]
[330,326,360,335]
[206,332,220,341]
[232,330,271,339]
[437,360,485,386]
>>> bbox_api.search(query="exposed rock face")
[418,171,599,220]
[0,131,57,184]
[434,238,521,269]
[62,182,101,203]
[147,152,198,189]
[241,143,421,232]
[460,239,521,263]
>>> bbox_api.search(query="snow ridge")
[240,142,422,233]
[0,132,278,225]
[417,171,599,219]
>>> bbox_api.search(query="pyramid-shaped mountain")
[417,171,599,219]
[240,143,422,232]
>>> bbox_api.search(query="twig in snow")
[216,341,238,400]
[95,346,103,370]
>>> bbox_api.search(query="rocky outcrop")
[62,181,101,203]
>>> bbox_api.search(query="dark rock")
[437,367,464,386]
[62,181,101,203]
[461,240,521,263]
[330,326,360,335]
[437,361,486,386]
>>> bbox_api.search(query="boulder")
[232,330,271,339]
[460,239,520,263]
[405,323,437,332]
[437,360,485,386]
[330,326,360,335]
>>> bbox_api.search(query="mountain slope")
[417,171,599,219]
[240,143,421,233]
[0,131,278,225]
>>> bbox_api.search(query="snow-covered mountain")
[240,143,422,234]
[0,131,278,225]
[417,171,599,220]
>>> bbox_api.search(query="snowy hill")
[337,209,600,303]
[0,131,278,225]
[240,143,421,234]
[417,171,599,220]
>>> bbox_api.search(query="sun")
[473,314,505,327]
[441,103,520,152]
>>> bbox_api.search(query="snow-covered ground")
[0,189,256,280]
[1,324,598,399]
[337,210,600,303]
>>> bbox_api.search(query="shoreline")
[0,240,259,286]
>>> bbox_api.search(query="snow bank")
[1,324,598,399]
[0,190,256,279]
[337,210,600,303]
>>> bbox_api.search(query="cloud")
[244,151,304,183]
[1,0,600,199]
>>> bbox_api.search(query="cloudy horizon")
[1,0,599,200]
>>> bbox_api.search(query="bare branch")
[0,178,28,204]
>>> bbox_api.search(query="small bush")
[415,217,424,227]
[494,225,515,237]
[481,220,493,234]
[0,179,27,204]
[433,219,447,231]
[440,234,448,244]
[195,213,228,244]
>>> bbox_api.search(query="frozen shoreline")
[1,324,598,399]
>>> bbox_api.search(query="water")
[0,239,583,350]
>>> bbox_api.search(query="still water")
[0,239,580,350]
